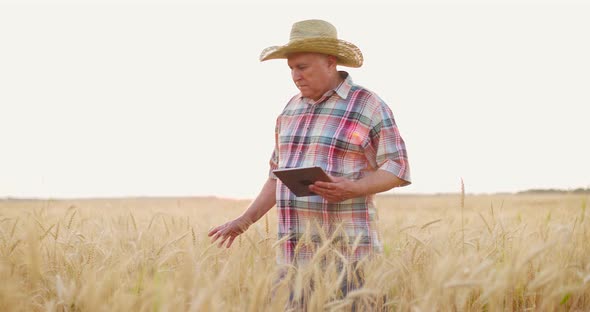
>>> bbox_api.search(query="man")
[208,18,410,298]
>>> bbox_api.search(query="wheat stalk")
[461,177,465,255]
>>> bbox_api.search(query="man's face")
[287,53,336,101]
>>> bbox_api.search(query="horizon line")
[2,188,588,202]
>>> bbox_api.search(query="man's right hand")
[208,216,252,248]
[208,177,277,248]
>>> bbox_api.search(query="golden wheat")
[0,194,588,311]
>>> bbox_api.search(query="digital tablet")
[273,166,332,197]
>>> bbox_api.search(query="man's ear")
[327,55,338,68]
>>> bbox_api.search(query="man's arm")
[309,169,406,203]
[208,177,277,248]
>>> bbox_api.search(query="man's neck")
[307,71,346,102]
[330,71,345,90]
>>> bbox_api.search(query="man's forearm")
[239,178,277,225]
[310,169,407,203]
[354,169,406,196]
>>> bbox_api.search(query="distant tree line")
[518,188,590,194]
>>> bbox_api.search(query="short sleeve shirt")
[269,72,411,265]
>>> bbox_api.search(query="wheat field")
[0,193,588,311]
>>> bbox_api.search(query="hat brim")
[259,38,363,68]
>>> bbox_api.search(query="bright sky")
[1,1,589,199]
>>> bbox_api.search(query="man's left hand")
[309,176,362,203]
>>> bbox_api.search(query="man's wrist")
[237,214,254,229]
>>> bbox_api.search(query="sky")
[1,1,589,199]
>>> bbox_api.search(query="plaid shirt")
[269,72,411,265]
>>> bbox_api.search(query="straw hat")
[259,19,363,68]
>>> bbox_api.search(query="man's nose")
[291,69,301,81]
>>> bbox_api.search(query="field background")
[1,193,588,311]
